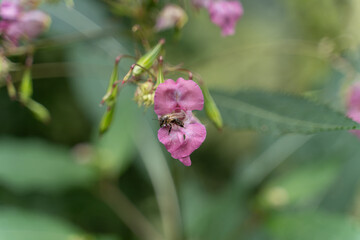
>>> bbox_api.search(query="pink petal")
[157,121,206,162]
[0,0,21,20]
[176,78,204,112]
[179,156,192,166]
[350,129,360,138]
[348,108,360,123]
[158,126,185,155]
[19,10,50,39]
[154,79,179,115]
[348,82,360,109]
[154,78,204,116]
[170,122,206,159]
[5,22,22,44]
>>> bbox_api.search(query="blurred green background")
[2,0,360,239]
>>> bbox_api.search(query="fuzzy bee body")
[159,111,186,134]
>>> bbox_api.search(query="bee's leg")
[168,125,172,135]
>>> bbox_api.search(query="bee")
[159,111,186,134]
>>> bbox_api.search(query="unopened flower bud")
[132,39,165,76]
[155,4,188,32]
[134,81,155,107]
[20,10,51,40]
[200,83,223,130]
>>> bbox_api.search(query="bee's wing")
[170,111,186,119]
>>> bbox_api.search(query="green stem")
[98,181,165,240]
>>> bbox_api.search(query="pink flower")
[18,10,50,39]
[0,1,50,45]
[154,78,206,166]
[208,0,243,36]
[347,82,360,138]
[0,0,21,20]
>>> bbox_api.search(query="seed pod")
[99,106,115,135]
[132,39,165,76]
[26,99,51,123]
[101,60,119,105]
[19,68,33,103]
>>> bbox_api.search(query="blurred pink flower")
[0,0,21,20]
[154,78,206,166]
[0,0,50,45]
[208,0,243,36]
[18,10,50,39]
[347,82,360,137]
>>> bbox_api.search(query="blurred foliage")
[1,0,360,240]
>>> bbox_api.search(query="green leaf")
[0,138,96,193]
[213,90,359,134]
[0,207,83,240]
[267,211,360,240]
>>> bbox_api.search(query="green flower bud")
[101,60,119,105]
[132,39,165,76]
[19,68,33,103]
[134,81,155,107]
[99,106,115,135]
[26,99,51,123]
[155,56,164,87]
[6,78,16,100]
[200,84,223,130]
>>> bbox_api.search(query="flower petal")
[176,78,204,111]
[20,10,50,39]
[0,0,21,21]
[208,0,243,37]
[158,126,185,155]
[348,108,360,123]
[154,79,179,115]
[179,156,192,166]
[154,78,204,116]
[348,82,360,109]
[170,122,206,159]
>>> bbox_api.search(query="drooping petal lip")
[157,119,206,165]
